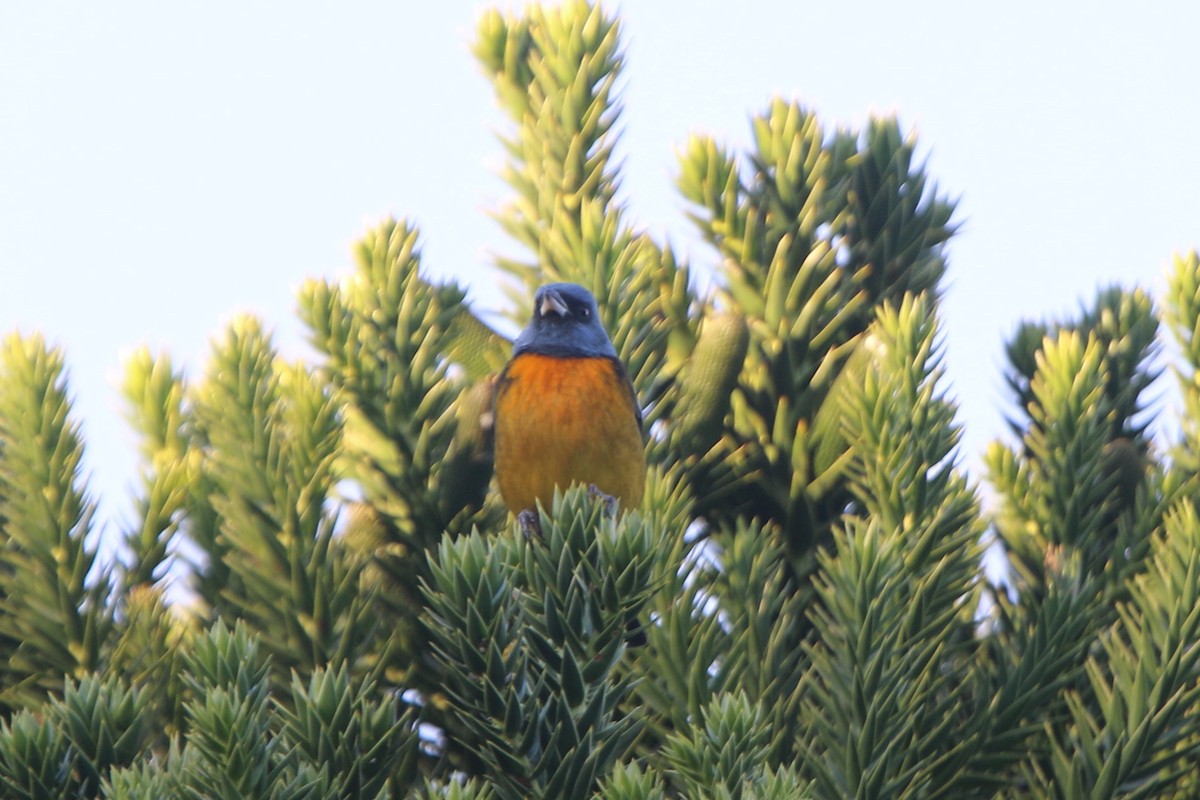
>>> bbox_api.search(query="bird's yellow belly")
[494,354,645,514]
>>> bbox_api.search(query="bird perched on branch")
[493,283,645,522]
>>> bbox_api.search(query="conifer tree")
[1,2,1200,798]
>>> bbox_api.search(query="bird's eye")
[580,307,590,319]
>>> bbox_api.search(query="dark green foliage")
[0,711,73,800]
[80,622,417,799]
[423,488,659,800]
[661,692,771,799]
[107,586,187,743]
[278,664,416,798]
[1027,505,1200,798]
[49,676,150,795]
[173,624,285,798]
[1,2,1199,798]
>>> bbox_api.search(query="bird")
[492,282,645,521]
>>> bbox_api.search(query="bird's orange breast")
[494,353,645,514]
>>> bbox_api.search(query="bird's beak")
[540,289,568,318]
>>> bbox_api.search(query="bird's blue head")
[511,283,618,359]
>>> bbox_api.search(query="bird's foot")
[518,509,543,540]
[587,484,619,518]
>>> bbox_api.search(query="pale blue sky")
[2,2,1198,550]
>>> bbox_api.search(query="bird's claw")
[518,509,542,540]
[587,484,619,518]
